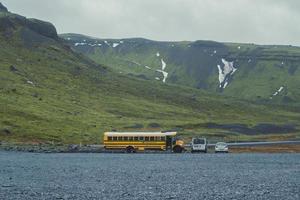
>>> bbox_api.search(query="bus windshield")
[193,139,205,144]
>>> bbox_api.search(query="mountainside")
[1,5,300,144]
[60,33,300,105]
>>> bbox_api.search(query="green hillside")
[1,5,300,144]
[60,34,300,105]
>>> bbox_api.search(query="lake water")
[0,152,299,200]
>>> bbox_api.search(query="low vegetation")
[1,7,300,145]
[61,34,300,105]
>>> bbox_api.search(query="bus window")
[134,136,139,141]
[108,136,112,141]
[150,136,154,141]
[145,137,149,141]
[124,136,128,141]
[112,136,117,141]
[161,136,166,141]
[129,137,133,141]
[139,137,144,141]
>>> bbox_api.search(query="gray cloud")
[2,0,300,46]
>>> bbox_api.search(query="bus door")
[166,136,172,150]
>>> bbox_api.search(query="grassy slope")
[1,17,300,144]
[61,34,300,105]
[225,43,300,103]
[1,35,300,144]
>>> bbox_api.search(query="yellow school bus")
[103,131,184,153]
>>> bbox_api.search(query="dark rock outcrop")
[0,3,8,12]
[0,4,58,41]
[9,65,18,72]
[26,19,58,40]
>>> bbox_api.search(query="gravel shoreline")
[1,142,300,153]
[0,143,101,153]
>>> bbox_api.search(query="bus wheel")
[126,146,135,153]
[173,145,183,153]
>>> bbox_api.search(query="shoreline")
[1,143,300,153]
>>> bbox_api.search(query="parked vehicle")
[103,131,184,153]
[191,138,207,153]
[215,142,229,153]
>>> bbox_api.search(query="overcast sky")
[2,0,300,46]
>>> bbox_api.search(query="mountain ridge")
[0,2,8,12]
[60,33,300,47]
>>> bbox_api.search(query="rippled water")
[0,152,299,200]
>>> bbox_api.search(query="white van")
[191,138,207,153]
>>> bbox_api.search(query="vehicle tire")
[204,149,207,153]
[126,146,135,153]
[173,145,183,153]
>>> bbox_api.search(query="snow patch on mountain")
[74,42,86,46]
[132,61,141,66]
[217,58,237,88]
[156,52,160,57]
[154,58,168,83]
[145,66,151,70]
[113,43,119,48]
[156,69,168,83]
[223,81,229,88]
[27,80,34,85]
[74,42,102,47]
[273,86,284,96]
[270,86,284,99]
[161,59,166,71]
[217,65,223,86]
[158,59,168,83]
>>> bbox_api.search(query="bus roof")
[104,131,177,137]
